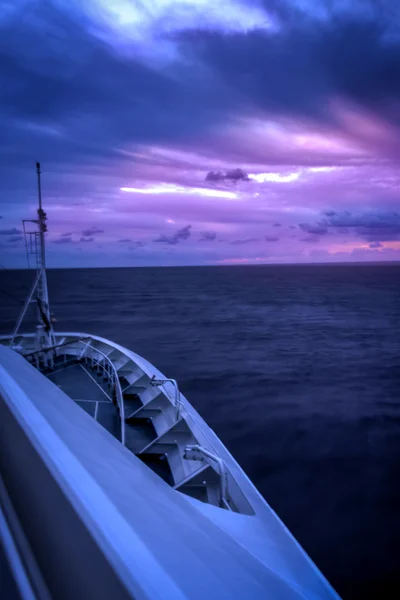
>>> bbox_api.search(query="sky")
[1,0,400,267]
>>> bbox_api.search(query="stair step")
[127,390,170,420]
[139,427,194,455]
[173,464,210,490]
[123,395,142,415]
[164,447,186,484]
[125,408,161,421]
[113,356,131,371]
[120,368,147,387]
[138,454,174,486]
[125,418,157,454]
[175,466,221,507]
[124,392,141,401]
[178,486,209,504]
[140,443,200,486]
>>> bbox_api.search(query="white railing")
[149,376,184,421]
[184,445,230,510]
[75,341,126,446]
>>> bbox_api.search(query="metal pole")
[36,162,46,284]
[9,272,41,346]
[35,162,54,348]
[36,162,42,211]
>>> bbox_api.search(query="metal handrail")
[23,337,91,359]
[149,373,233,508]
[184,445,230,510]
[148,372,229,479]
[150,376,184,420]
[75,341,126,446]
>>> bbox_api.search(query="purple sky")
[1,0,400,267]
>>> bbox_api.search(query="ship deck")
[0,336,341,600]
[47,362,121,439]
[44,359,174,485]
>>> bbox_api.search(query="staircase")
[38,340,227,509]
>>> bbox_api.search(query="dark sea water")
[1,264,400,599]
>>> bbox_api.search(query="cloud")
[322,210,400,241]
[229,238,258,245]
[176,3,400,131]
[2,1,400,268]
[205,172,224,182]
[7,235,23,243]
[82,227,104,236]
[273,222,282,227]
[61,232,73,237]
[225,168,249,182]
[118,238,132,243]
[52,236,73,244]
[1,0,400,193]
[79,236,94,242]
[205,168,249,183]
[199,231,217,242]
[154,224,192,245]
[369,241,383,248]
[128,241,146,251]
[301,235,320,243]
[0,228,22,235]
[265,235,279,242]
[299,223,328,235]
[0,0,239,180]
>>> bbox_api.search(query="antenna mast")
[36,163,49,304]
[10,163,55,350]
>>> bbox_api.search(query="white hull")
[0,333,340,599]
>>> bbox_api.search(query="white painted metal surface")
[0,337,341,599]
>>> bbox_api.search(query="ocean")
[1,264,399,599]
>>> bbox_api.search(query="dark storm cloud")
[199,231,217,241]
[154,225,192,245]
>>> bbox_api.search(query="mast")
[10,163,55,350]
[36,163,50,311]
